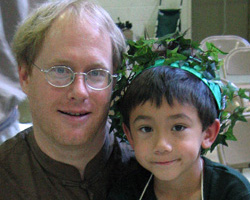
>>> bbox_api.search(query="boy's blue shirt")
[107,156,250,200]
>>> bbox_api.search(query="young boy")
[107,62,250,200]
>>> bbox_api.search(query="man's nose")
[67,75,89,100]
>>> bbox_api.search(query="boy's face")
[123,98,218,182]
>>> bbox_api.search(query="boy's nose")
[153,134,172,154]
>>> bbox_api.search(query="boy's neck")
[154,158,203,200]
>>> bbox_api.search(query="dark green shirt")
[107,157,250,200]
[0,127,138,200]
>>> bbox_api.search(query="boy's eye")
[172,125,186,132]
[139,126,153,133]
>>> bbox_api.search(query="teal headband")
[151,59,224,112]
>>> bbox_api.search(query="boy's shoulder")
[107,165,155,200]
[203,156,250,200]
[115,165,152,189]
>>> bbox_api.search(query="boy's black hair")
[120,66,218,131]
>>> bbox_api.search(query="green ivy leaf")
[109,32,249,155]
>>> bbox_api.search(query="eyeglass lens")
[45,66,112,89]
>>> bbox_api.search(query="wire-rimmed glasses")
[33,63,117,90]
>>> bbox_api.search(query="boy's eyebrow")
[133,115,152,124]
[168,113,193,122]
[132,113,193,124]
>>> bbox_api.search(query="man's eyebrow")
[86,62,108,68]
[47,60,108,68]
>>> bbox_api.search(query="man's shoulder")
[0,127,32,164]
[0,127,36,199]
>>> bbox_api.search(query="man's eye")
[90,70,99,76]
[55,67,67,74]
[172,125,186,132]
[89,70,107,77]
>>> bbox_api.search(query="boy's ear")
[122,123,134,149]
[18,64,30,95]
[112,74,117,89]
[201,119,220,149]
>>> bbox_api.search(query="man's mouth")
[59,110,89,117]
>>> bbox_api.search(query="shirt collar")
[28,125,114,183]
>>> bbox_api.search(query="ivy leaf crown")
[109,32,250,153]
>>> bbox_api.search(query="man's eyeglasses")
[33,63,117,90]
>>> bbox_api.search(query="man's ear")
[18,64,30,95]
[201,119,220,149]
[122,123,134,149]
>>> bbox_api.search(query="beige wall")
[192,0,249,43]
[29,0,249,43]
[99,0,192,39]
[99,0,249,44]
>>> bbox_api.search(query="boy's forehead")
[132,97,195,111]
[130,98,199,121]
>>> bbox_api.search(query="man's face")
[20,14,113,147]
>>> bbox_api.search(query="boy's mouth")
[154,159,179,165]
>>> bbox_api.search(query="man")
[0,0,137,199]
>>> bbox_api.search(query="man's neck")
[33,126,107,179]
